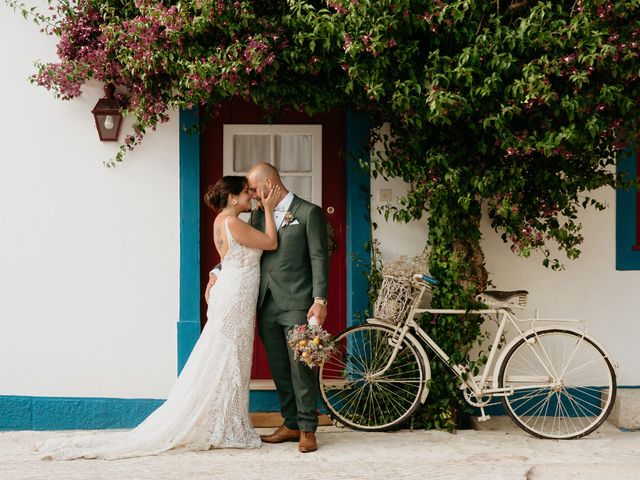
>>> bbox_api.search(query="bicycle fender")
[365,318,432,403]
[491,326,618,390]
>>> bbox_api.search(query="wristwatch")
[313,297,328,306]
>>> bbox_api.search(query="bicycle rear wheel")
[499,329,616,439]
[318,324,427,431]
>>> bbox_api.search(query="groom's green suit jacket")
[249,195,329,311]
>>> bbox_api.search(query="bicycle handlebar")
[412,273,439,286]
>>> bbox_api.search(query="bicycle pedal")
[478,408,491,422]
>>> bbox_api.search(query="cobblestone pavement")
[1,420,639,480]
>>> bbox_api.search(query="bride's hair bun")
[204,176,247,211]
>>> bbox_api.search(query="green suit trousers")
[258,291,318,432]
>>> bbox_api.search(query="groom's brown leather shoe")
[260,425,300,443]
[298,431,317,453]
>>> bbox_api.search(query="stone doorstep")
[250,413,333,428]
[609,389,640,430]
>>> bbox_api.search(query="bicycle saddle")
[480,290,529,302]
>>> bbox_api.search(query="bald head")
[247,162,280,184]
[246,162,288,201]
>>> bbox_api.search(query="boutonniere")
[282,211,295,228]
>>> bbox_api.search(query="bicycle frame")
[365,280,616,419]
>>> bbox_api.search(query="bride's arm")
[227,186,280,251]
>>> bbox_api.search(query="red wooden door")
[200,100,346,379]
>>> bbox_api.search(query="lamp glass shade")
[92,97,123,141]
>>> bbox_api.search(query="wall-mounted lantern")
[91,84,123,141]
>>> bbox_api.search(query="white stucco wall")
[1,9,180,398]
[370,175,429,262]
[372,176,639,386]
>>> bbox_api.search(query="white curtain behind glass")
[233,135,270,172]
[274,134,312,172]
[275,134,312,201]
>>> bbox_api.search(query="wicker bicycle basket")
[373,275,417,325]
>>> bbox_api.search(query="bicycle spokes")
[500,329,616,439]
[318,325,427,430]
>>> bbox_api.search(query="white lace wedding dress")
[37,218,262,460]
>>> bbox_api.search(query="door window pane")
[274,134,312,172]
[281,175,312,202]
[233,135,270,172]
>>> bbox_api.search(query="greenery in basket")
[7,0,639,430]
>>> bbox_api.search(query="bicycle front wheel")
[499,329,616,439]
[318,324,428,431]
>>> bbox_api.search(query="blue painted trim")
[473,403,505,417]
[3,384,633,431]
[248,391,281,412]
[616,147,640,270]
[0,392,329,431]
[0,396,164,431]
[178,108,202,374]
[0,394,282,431]
[345,110,371,328]
[474,386,623,418]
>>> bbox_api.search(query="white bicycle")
[318,274,617,439]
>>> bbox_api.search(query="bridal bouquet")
[287,322,336,368]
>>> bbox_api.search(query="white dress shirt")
[273,191,294,231]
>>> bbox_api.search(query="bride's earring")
[232,198,238,206]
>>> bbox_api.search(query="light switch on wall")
[379,188,392,202]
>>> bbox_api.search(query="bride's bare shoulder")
[225,215,245,229]
[213,214,229,231]
[225,215,251,235]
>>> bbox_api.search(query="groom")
[246,162,329,453]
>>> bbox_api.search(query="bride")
[37,176,280,460]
